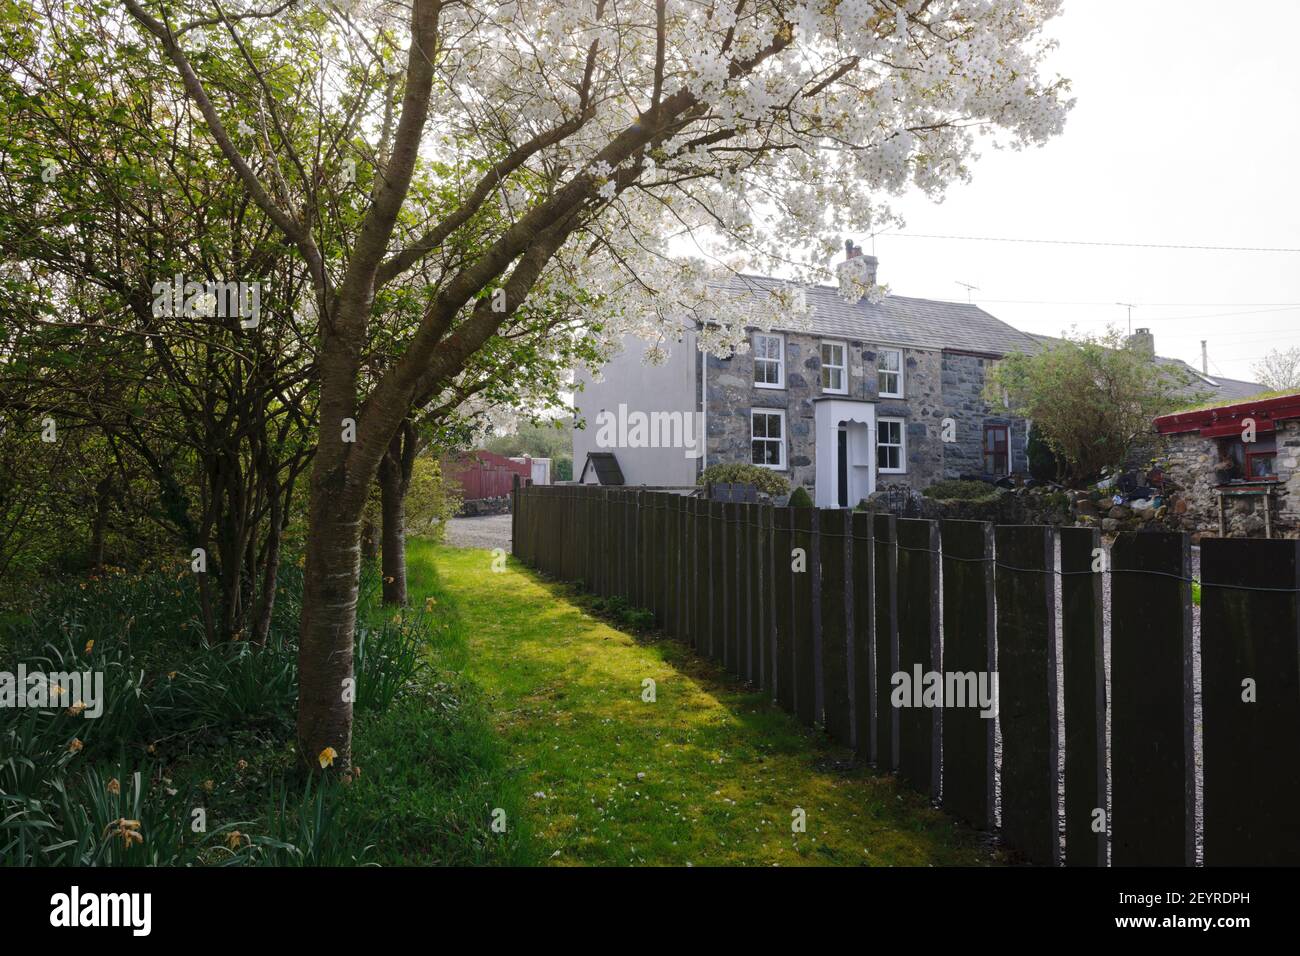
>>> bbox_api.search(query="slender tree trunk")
[360,516,380,562]
[379,448,407,606]
[250,494,283,646]
[89,476,113,570]
[379,421,419,606]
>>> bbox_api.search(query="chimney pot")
[836,244,878,300]
[1126,327,1155,359]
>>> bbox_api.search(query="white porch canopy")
[812,397,877,508]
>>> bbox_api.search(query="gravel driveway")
[443,513,512,551]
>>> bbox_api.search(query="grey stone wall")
[940,352,1028,479]
[1158,422,1300,538]
[703,330,1029,498]
[705,336,820,492]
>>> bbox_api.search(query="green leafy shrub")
[405,457,461,544]
[1027,423,1061,482]
[788,485,813,508]
[697,463,790,497]
[922,480,1000,502]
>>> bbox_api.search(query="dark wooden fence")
[512,484,1300,866]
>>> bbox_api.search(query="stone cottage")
[572,244,1041,506]
[1154,392,1300,538]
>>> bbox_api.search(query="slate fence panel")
[512,487,1300,868]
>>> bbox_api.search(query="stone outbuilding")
[1154,392,1300,538]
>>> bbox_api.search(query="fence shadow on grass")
[513,484,1300,867]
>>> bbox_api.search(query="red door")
[984,424,1009,476]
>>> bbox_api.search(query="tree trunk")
[250,494,283,646]
[296,324,376,774]
[297,481,364,773]
[379,448,407,606]
[379,420,419,606]
[89,476,113,570]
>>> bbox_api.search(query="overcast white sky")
[866,0,1300,383]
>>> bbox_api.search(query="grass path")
[407,540,999,867]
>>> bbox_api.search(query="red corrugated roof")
[1154,393,1300,437]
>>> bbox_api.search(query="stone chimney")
[836,239,878,300]
[1126,327,1155,358]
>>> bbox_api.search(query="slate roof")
[1026,333,1266,403]
[1155,363,1263,403]
[709,273,1268,401]
[711,274,1041,357]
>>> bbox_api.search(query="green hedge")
[697,463,790,497]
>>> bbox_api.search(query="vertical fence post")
[723,502,740,673]
[738,503,752,681]
[585,487,595,589]
[601,488,612,598]
[622,490,632,600]
[772,507,794,710]
[668,493,677,632]
[994,524,1060,865]
[1111,531,1193,866]
[791,507,817,726]
[514,482,524,565]
[850,513,874,761]
[668,494,680,640]
[1060,526,1106,866]
[817,509,852,745]
[511,473,520,558]
[643,491,654,617]
[655,492,668,626]
[811,509,825,727]
[708,500,725,662]
[751,505,767,687]
[1201,537,1300,865]
[660,493,670,630]
[939,519,995,831]
[896,518,940,798]
[634,490,644,609]
[680,494,690,642]
[756,505,766,691]
[873,514,898,770]
[693,498,708,654]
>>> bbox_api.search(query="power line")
[1184,327,1300,344]
[987,305,1300,325]
[973,299,1300,307]
[882,232,1300,253]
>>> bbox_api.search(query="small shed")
[578,451,625,485]
[444,450,532,500]
[1153,392,1300,538]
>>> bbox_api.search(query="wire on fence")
[522,491,1300,594]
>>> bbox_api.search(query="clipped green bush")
[788,485,813,508]
[697,462,790,497]
[921,479,1000,502]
